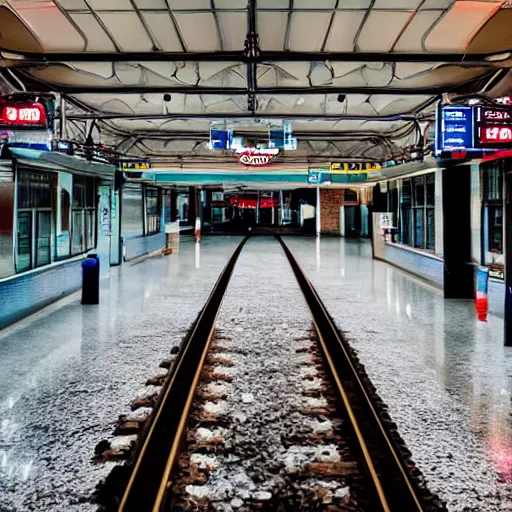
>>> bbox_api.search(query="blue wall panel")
[0,259,83,330]
[383,244,444,288]
[125,233,165,261]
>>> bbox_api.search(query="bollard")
[475,266,489,322]
[81,254,100,305]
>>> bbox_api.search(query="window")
[16,170,54,273]
[15,170,96,274]
[145,187,160,235]
[482,161,504,258]
[123,185,144,238]
[399,174,435,250]
[17,211,32,272]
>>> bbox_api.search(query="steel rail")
[118,236,249,512]
[276,235,427,512]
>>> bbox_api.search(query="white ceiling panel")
[257,0,290,9]
[357,11,411,52]
[288,13,332,51]
[134,0,168,8]
[258,12,287,50]
[294,0,337,7]
[174,13,220,51]
[324,11,365,52]
[87,0,132,9]
[169,0,211,9]
[392,11,443,52]
[373,0,423,8]
[218,13,246,51]
[70,13,117,52]
[100,13,153,51]
[142,13,184,52]
[425,1,502,52]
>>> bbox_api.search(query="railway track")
[97,236,445,512]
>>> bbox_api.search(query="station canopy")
[0,0,511,168]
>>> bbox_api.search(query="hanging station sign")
[330,162,381,174]
[0,95,54,155]
[436,104,512,157]
[237,148,279,166]
[0,101,48,128]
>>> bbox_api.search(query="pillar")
[503,159,512,346]
[316,187,321,237]
[442,164,473,299]
[188,186,197,227]
[170,189,177,222]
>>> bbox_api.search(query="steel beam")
[39,84,475,95]
[0,48,508,64]
[67,111,420,121]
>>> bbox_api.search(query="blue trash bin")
[81,254,100,304]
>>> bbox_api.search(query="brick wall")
[320,189,344,234]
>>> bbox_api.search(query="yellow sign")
[330,162,381,174]
[120,161,150,171]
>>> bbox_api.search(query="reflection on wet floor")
[283,236,512,509]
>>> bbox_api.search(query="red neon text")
[480,125,512,144]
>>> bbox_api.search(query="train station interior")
[1,1,512,511]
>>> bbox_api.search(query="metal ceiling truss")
[2,49,508,64]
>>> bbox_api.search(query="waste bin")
[475,266,489,321]
[82,254,100,304]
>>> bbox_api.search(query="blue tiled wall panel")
[489,279,504,317]
[125,233,166,261]
[0,259,83,330]
[382,244,444,288]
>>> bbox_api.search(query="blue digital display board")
[437,106,474,152]
[209,128,232,150]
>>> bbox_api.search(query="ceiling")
[0,0,511,169]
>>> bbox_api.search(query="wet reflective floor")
[1,235,511,511]
[0,236,242,512]
[284,236,512,511]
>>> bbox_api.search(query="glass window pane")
[427,208,435,250]
[426,173,435,206]
[123,185,144,238]
[86,210,95,250]
[36,211,52,267]
[18,170,53,209]
[415,209,424,248]
[413,176,425,206]
[72,210,85,255]
[489,206,503,253]
[17,211,32,272]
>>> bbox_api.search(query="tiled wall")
[0,258,84,329]
[382,243,444,288]
[125,233,166,261]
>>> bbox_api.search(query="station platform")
[0,236,511,511]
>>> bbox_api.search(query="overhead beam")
[67,112,420,121]
[42,84,468,95]
[0,48,508,64]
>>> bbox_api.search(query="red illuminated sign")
[237,148,278,167]
[0,103,47,127]
[480,125,512,144]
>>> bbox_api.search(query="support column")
[280,190,284,225]
[316,186,321,237]
[503,160,512,346]
[188,186,197,227]
[170,189,178,222]
[442,164,474,299]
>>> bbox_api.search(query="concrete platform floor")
[1,235,511,511]
[284,236,512,511]
[0,236,242,512]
